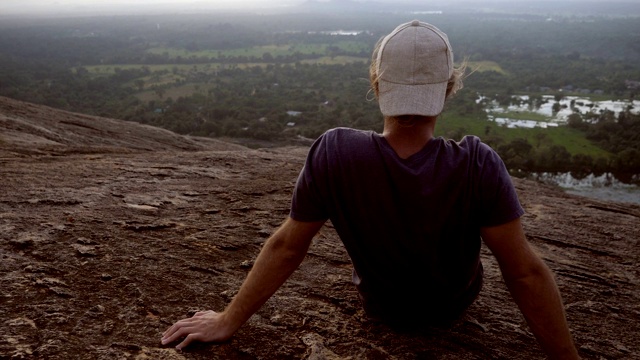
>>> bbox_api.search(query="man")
[161,20,579,359]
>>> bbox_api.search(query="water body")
[528,172,640,205]
[484,96,640,128]
[480,95,640,204]
[309,30,367,36]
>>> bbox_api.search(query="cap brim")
[378,80,448,117]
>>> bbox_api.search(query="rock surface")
[1,96,639,359]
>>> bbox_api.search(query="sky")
[0,0,303,16]
[0,0,632,17]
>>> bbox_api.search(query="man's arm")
[161,217,325,350]
[481,218,580,360]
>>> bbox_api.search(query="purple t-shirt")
[290,128,524,318]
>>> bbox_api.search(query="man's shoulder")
[323,127,375,141]
[317,127,377,152]
[452,135,497,157]
[456,135,483,148]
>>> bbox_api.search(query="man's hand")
[161,310,236,350]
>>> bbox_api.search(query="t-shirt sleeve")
[289,133,331,222]
[475,141,525,227]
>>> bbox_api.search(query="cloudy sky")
[0,0,302,15]
[0,0,628,16]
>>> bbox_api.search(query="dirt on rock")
[1,96,639,359]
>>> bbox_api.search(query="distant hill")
[0,96,245,157]
[298,0,640,16]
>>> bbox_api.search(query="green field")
[300,55,368,65]
[84,62,260,75]
[81,55,368,77]
[467,61,507,74]
[436,114,609,159]
[146,40,370,59]
[492,110,550,122]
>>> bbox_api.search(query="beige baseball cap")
[376,20,453,117]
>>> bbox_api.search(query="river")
[527,172,640,205]
[483,95,640,128]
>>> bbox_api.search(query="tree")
[262,52,274,62]
[570,154,594,179]
[535,145,571,172]
[613,148,640,174]
[134,79,145,91]
[533,132,549,148]
[155,87,166,99]
[498,138,534,172]
[567,113,587,131]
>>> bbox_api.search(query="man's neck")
[382,115,437,159]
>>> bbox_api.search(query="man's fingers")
[160,310,231,349]
[161,325,194,345]
[163,312,208,335]
[162,318,190,338]
[161,314,204,344]
[176,333,200,350]
[162,324,177,338]
[161,329,180,345]
[162,324,176,339]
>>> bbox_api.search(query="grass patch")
[436,113,492,137]
[82,64,185,74]
[82,63,272,76]
[136,83,209,102]
[467,61,507,74]
[135,74,183,89]
[491,110,550,121]
[301,56,368,65]
[543,126,609,157]
[334,40,371,53]
[146,41,370,60]
[81,58,367,79]
[435,114,609,158]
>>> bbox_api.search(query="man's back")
[290,127,524,323]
